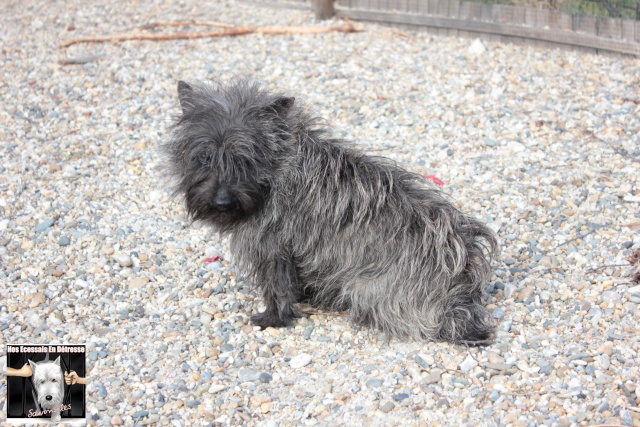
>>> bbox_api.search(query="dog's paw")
[51,414,61,422]
[251,311,295,328]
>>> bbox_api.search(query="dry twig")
[60,22,362,48]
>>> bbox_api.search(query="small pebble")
[415,354,430,369]
[379,402,395,413]
[132,410,149,418]
[289,353,312,369]
[259,372,273,383]
[34,219,54,233]
[503,283,517,299]
[492,308,506,319]
[436,398,450,408]
[186,399,200,408]
[114,254,133,268]
[422,370,442,385]
[366,378,383,388]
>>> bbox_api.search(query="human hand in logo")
[64,370,86,385]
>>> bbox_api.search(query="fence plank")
[437,0,449,17]
[480,4,500,41]
[407,0,419,13]
[481,3,492,22]
[550,11,573,32]
[447,0,460,36]
[599,17,623,39]
[448,0,460,18]
[573,14,597,34]
[314,0,335,18]
[458,1,473,38]
[500,6,526,46]
[621,19,635,41]
[391,0,406,12]
[428,0,449,34]
[491,4,504,24]
[427,0,439,14]
[466,2,483,21]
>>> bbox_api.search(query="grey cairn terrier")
[161,79,499,344]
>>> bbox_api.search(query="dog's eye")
[51,378,57,382]
[197,152,211,166]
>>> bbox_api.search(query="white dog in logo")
[29,357,64,422]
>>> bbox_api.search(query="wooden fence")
[311,0,640,55]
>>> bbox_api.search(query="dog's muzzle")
[213,188,235,211]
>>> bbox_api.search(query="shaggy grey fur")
[161,79,498,344]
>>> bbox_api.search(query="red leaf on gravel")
[425,174,444,186]
[205,255,222,262]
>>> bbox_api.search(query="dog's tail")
[434,215,498,345]
[435,296,495,345]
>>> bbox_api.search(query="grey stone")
[303,326,313,340]
[379,402,395,413]
[35,219,54,233]
[492,308,506,319]
[421,370,442,385]
[415,355,429,369]
[436,398,449,408]
[485,363,512,371]
[366,378,383,388]
[503,283,517,298]
[259,372,272,383]
[96,384,107,398]
[597,400,609,413]
[114,254,133,268]
[238,369,261,382]
[186,400,200,408]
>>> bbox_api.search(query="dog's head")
[28,357,64,409]
[162,80,296,231]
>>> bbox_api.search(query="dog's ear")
[270,96,295,117]
[28,359,37,372]
[53,356,61,367]
[177,81,194,114]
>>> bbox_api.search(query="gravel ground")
[1,1,640,426]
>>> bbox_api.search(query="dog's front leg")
[250,256,301,328]
[51,408,61,422]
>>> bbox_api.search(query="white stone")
[208,384,226,394]
[459,356,478,373]
[289,353,312,369]
[114,254,133,268]
[468,39,486,55]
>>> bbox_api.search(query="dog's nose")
[213,191,234,211]
[45,395,53,401]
